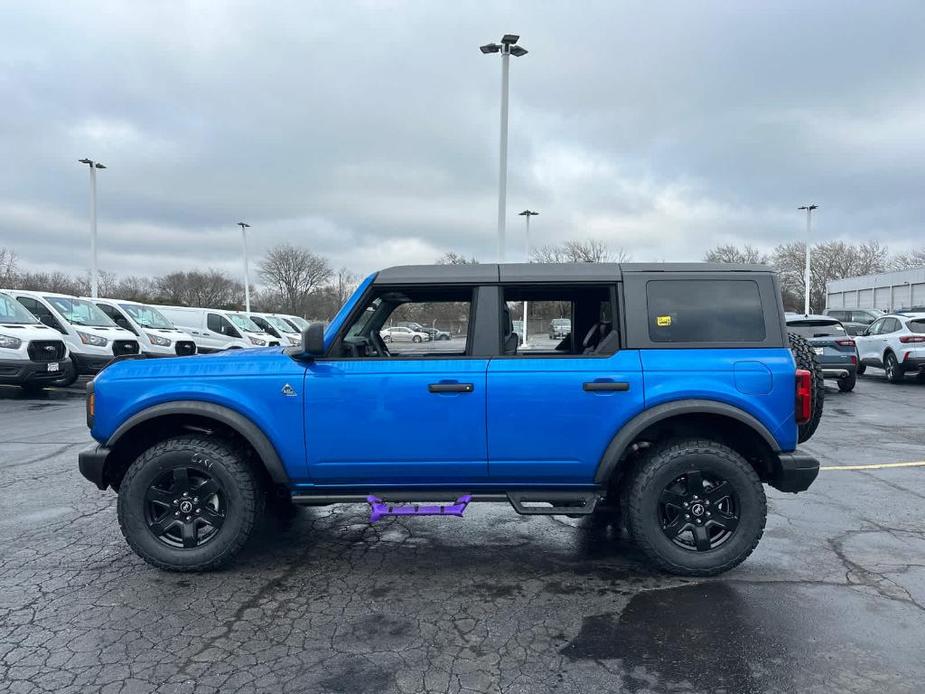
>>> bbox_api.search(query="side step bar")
[507,491,600,515]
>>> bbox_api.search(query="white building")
[826,268,925,312]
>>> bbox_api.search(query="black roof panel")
[373,262,773,286]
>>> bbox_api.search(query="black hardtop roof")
[374,262,772,285]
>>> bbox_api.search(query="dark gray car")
[787,314,859,391]
[824,308,884,337]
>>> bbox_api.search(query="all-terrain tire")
[837,372,856,392]
[625,438,767,577]
[789,332,824,442]
[117,434,264,572]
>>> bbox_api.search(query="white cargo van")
[247,312,302,346]
[89,298,197,357]
[0,290,75,391]
[155,306,279,353]
[7,290,140,385]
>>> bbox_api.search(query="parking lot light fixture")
[78,159,106,298]
[798,204,818,315]
[237,222,252,313]
[482,33,528,263]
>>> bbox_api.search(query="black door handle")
[583,381,630,392]
[428,383,474,393]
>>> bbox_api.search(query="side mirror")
[302,322,325,356]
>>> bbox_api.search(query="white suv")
[854,312,925,383]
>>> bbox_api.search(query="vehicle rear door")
[304,284,490,484]
[485,282,645,483]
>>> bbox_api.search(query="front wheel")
[117,435,264,572]
[856,363,866,375]
[412,335,422,343]
[885,352,905,384]
[625,438,766,577]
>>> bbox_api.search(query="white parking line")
[820,461,925,471]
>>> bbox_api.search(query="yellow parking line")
[820,461,925,471]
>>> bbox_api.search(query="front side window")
[336,287,472,358]
[207,313,239,337]
[646,280,765,343]
[45,296,115,327]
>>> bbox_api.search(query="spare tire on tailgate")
[789,332,824,443]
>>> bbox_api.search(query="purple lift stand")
[367,495,472,524]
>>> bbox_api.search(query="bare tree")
[531,239,629,263]
[0,248,17,287]
[891,248,925,270]
[154,270,243,308]
[259,243,332,315]
[704,244,769,265]
[436,252,478,265]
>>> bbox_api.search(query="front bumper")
[0,357,74,385]
[71,352,115,375]
[78,444,111,489]
[769,450,820,493]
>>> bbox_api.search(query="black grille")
[28,340,66,362]
[175,341,196,356]
[112,340,140,356]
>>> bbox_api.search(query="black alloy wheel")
[658,471,739,552]
[144,466,226,548]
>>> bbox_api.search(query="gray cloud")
[1,1,923,284]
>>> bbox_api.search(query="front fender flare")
[594,399,781,485]
[106,400,290,485]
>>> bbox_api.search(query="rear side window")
[647,280,765,343]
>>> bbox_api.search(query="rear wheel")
[625,438,766,576]
[117,434,264,572]
[837,372,856,392]
[885,352,905,384]
[789,333,824,442]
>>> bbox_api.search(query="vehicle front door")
[485,284,645,483]
[856,318,885,365]
[303,286,489,484]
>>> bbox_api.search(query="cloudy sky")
[1,1,923,282]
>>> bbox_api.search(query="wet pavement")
[1,372,924,693]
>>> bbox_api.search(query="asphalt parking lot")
[1,373,924,693]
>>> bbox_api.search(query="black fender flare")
[594,399,781,485]
[107,401,290,485]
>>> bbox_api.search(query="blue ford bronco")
[79,263,822,576]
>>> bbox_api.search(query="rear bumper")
[78,444,111,489]
[769,450,820,493]
[821,364,856,379]
[901,356,925,372]
[0,357,74,385]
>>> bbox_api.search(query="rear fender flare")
[594,399,781,485]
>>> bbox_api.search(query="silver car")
[380,326,430,343]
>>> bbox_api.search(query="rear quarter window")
[647,279,766,343]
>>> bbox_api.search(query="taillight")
[795,369,812,425]
[835,339,856,347]
[899,335,925,344]
[850,355,857,364]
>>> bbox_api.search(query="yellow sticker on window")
[656,315,672,327]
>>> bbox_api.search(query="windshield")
[263,315,297,333]
[120,303,174,329]
[45,296,115,327]
[786,320,846,338]
[227,313,262,332]
[0,294,39,324]
[285,315,310,330]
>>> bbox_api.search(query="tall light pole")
[237,222,252,313]
[798,204,818,315]
[78,158,106,298]
[481,34,528,262]
[518,210,539,346]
